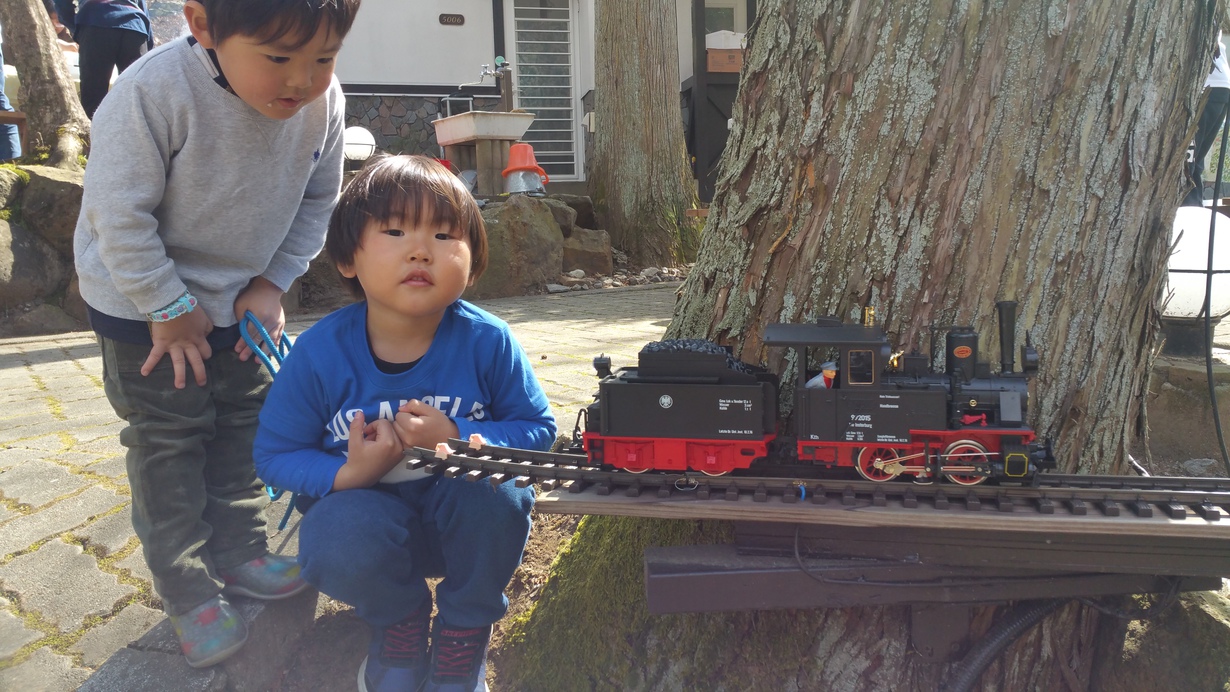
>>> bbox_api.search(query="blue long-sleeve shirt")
[254,300,557,498]
[55,0,151,42]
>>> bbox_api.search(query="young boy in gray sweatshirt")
[72,0,361,667]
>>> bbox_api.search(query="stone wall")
[345,95,501,158]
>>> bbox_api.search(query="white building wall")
[335,0,501,90]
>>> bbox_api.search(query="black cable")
[1078,576,1182,620]
[1203,98,1230,476]
[942,599,1066,692]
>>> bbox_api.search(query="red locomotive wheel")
[855,447,900,482]
[942,440,989,486]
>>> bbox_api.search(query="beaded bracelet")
[147,291,198,323]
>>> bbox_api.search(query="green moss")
[501,517,735,690]
[0,162,28,223]
[0,162,29,184]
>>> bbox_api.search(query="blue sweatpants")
[298,475,535,628]
[0,38,20,161]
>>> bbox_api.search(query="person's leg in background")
[76,24,119,118]
[114,27,148,74]
[1187,87,1230,206]
[0,37,21,161]
[77,26,148,118]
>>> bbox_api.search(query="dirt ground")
[270,511,579,691]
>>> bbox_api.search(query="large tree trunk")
[589,0,698,266]
[503,1,1216,690]
[0,0,89,168]
[671,0,1204,478]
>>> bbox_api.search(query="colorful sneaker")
[169,594,248,668]
[218,554,309,600]
[359,603,432,692]
[425,620,491,692]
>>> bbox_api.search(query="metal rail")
[406,440,1230,525]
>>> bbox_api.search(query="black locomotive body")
[582,302,1054,484]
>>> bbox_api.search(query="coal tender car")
[581,340,779,476]
[580,301,1053,485]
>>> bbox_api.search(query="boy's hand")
[144,308,214,389]
[334,411,405,491]
[393,400,461,450]
[233,276,286,362]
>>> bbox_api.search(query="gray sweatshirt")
[73,37,344,328]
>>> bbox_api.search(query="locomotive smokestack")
[996,301,1017,374]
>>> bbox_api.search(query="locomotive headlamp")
[593,354,612,378]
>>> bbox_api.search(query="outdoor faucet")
[457,58,512,90]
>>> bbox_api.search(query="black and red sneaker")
[359,603,432,692]
[426,620,492,692]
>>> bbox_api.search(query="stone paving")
[0,284,679,691]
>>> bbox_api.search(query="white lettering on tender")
[718,398,753,412]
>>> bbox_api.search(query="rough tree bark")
[504,1,1216,690]
[0,0,89,169]
[589,0,698,266]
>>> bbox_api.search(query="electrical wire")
[942,599,1066,692]
[1203,98,1230,476]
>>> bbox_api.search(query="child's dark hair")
[327,155,489,297]
[195,0,361,49]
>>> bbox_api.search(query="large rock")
[551,193,597,230]
[539,197,578,238]
[297,252,354,314]
[0,219,69,309]
[0,166,25,210]
[19,164,84,257]
[470,195,563,300]
[63,273,88,324]
[2,303,85,337]
[563,227,613,277]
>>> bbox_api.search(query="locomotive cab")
[764,322,948,468]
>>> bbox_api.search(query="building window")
[704,0,748,33]
[705,8,735,33]
[513,0,578,179]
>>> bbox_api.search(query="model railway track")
[407,440,1230,526]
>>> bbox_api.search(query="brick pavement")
[0,284,678,691]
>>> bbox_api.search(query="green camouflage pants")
[99,336,272,615]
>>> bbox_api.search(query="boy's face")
[339,214,474,325]
[185,3,342,120]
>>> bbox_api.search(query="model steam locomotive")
[578,301,1054,485]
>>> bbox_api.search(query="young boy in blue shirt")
[72,0,360,668]
[254,155,556,692]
